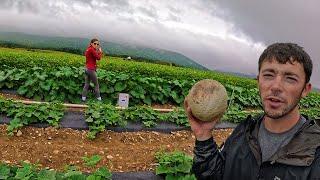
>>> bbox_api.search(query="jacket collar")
[246,114,320,166]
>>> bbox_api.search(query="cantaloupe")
[186,79,228,121]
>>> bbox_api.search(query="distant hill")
[223,71,256,79]
[313,87,320,92]
[0,31,207,70]
[221,71,320,91]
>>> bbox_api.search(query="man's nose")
[270,76,283,93]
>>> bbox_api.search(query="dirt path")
[0,91,233,173]
[0,125,232,173]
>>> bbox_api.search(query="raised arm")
[184,100,226,179]
[90,47,102,60]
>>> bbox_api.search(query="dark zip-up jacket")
[193,115,320,180]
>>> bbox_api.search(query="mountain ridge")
[0,31,207,70]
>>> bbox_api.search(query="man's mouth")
[265,96,284,108]
[268,97,282,102]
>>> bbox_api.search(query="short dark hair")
[258,43,313,83]
[90,38,99,43]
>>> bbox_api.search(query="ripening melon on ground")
[187,79,228,121]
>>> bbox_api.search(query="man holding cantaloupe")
[185,43,320,180]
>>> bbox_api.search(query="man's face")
[258,59,311,119]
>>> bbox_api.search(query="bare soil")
[0,125,232,173]
[0,92,233,173]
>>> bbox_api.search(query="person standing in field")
[81,38,103,101]
[185,43,320,179]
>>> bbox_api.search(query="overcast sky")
[0,0,319,88]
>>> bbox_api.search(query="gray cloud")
[167,13,180,22]
[213,1,320,87]
[99,0,129,7]
[167,5,182,14]
[137,6,158,19]
[0,0,16,9]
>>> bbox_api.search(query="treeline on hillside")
[111,54,182,67]
[0,41,83,54]
[0,41,181,67]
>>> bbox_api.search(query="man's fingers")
[184,98,188,110]
[184,98,204,123]
[186,107,199,122]
[187,108,193,119]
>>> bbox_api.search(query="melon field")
[0,47,319,179]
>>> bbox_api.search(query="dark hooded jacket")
[193,115,320,180]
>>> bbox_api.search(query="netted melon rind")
[187,79,228,121]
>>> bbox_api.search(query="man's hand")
[184,98,219,141]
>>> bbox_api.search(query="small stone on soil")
[16,130,22,137]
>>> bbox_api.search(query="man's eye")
[263,74,273,78]
[287,77,297,82]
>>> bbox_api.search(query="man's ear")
[302,83,312,98]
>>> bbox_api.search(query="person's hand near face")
[92,41,102,52]
[97,45,102,52]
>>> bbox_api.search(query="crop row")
[0,47,257,89]
[0,66,264,108]
[1,98,319,139]
[2,65,320,109]
[0,98,189,138]
[0,147,196,179]
[0,162,112,180]
[0,150,194,180]
[0,98,64,135]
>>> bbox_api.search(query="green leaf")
[0,164,10,179]
[82,155,102,167]
[86,117,94,123]
[26,90,35,98]
[14,163,35,180]
[17,86,29,95]
[171,91,178,102]
[155,151,193,178]
[24,78,36,86]
[142,120,157,128]
[40,81,51,91]
[34,95,42,101]
[7,118,23,134]
[92,112,101,119]
[114,82,126,92]
[4,82,14,88]
[105,87,115,94]
[36,73,47,81]
[0,72,6,82]
[117,74,129,81]
[93,167,112,179]
[156,165,172,175]
[86,175,102,180]
[99,85,108,93]
[143,96,152,105]
[86,131,97,139]
[63,170,85,179]
[37,169,57,180]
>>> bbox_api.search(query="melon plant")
[187,79,228,121]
